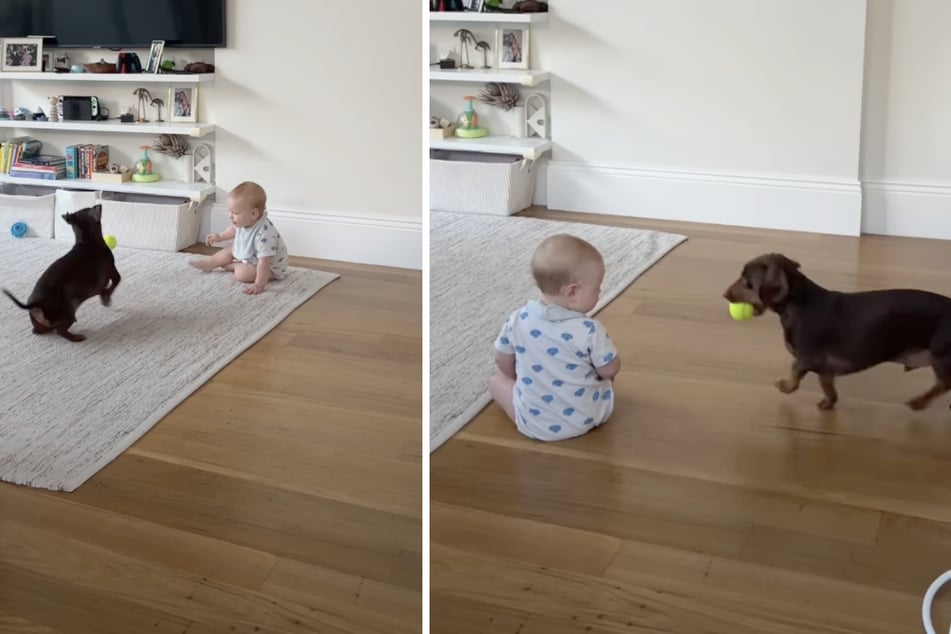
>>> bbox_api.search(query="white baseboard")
[205,204,422,270]
[546,161,863,236]
[861,180,951,240]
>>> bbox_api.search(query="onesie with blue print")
[495,299,619,441]
[232,213,289,280]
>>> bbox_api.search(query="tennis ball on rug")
[729,302,755,321]
[103,234,117,249]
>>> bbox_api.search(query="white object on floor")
[923,569,951,634]
[0,236,339,491]
[429,211,687,451]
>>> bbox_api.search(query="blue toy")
[10,222,27,238]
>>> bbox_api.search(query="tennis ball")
[103,234,117,250]
[729,302,754,320]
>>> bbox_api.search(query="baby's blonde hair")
[229,181,267,212]
[531,234,604,295]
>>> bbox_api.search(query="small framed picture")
[145,39,165,73]
[1,38,43,72]
[464,0,484,11]
[497,27,529,69]
[169,85,198,123]
[42,51,54,72]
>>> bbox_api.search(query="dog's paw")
[100,295,112,307]
[817,398,837,411]
[775,379,797,394]
[907,397,929,411]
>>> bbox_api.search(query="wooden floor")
[0,252,422,634]
[430,208,951,633]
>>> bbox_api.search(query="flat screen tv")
[0,0,226,48]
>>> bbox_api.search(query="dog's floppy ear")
[759,253,800,306]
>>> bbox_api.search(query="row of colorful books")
[0,137,109,181]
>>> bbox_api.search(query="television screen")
[0,0,226,48]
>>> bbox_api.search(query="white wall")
[212,0,423,268]
[544,0,869,236]
[860,0,951,239]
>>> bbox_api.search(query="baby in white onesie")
[189,180,289,295]
[490,233,621,441]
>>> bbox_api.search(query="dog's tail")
[2,289,31,310]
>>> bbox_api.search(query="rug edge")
[51,272,342,492]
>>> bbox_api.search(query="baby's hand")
[204,233,218,246]
[243,283,265,295]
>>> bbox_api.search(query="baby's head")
[227,181,267,228]
[531,234,605,313]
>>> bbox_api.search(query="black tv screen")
[0,0,226,48]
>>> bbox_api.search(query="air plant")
[474,40,491,69]
[132,87,153,122]
[477,82,520,111]
[151,133,189,158]
[453,28,477,68]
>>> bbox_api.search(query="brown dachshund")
[723,253,951,411]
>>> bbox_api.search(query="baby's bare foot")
[189,259,214,272]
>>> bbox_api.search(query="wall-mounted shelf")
[430,135,551,160]
[0,72,215,83]
[429,12,548,24]
[0,119,215,138]
[430,68,550,86]
[0,174,215,202]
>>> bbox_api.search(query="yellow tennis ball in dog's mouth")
[103,234,117,249]
[729,302,755,320]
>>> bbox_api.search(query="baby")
[490,233,621,441]
[189,181,289,295]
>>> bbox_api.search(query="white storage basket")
[430,150,536,216]
[54,189,100,242]
[0,184,56,238]
[99,192,198,252]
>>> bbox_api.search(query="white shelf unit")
[430,68,549,86]
[429,11,548,23]
[0,72,214,83]
[0,174,214,202]
[0,119,214,138]
[430,135,551,160]
[0,71,216,201]
[429,11,550,159]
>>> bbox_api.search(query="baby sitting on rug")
[189,181,289,295]
[489,233,621,441]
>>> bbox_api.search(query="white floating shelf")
[0,72,214,83]
[430,135,551,160]
[429,11,548,23]
[0,175,215,202]
[0,119,214,138]
[430,68,550,86]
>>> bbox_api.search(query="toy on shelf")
[10,222,27,238]
[132,146,160,183]
[455,96,488,139]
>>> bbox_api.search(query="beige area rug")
[430,211,687,451]
[0,236,339,491]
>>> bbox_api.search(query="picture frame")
[464,0,484,11]
[1,38,43,72]
[145,39,165,73]
[169,85,198,123]
[496,26,529,69]
[42,51,54,72]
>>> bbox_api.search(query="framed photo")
[42,51,54,72]
[464,0,484,11]
[497,27,529,69]
[145,39,165,73]
[169,85,198,123]
[1,38,43,72]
